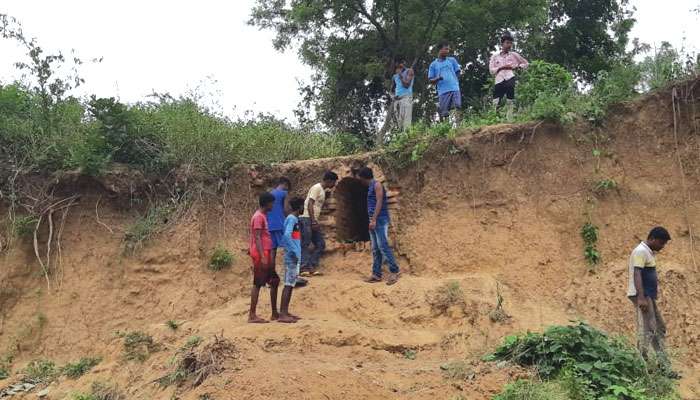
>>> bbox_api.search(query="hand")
[637,296,649,311]
[368,219,377,231]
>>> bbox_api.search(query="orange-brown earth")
[1,81,700,399]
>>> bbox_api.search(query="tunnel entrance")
[334,177,370,243]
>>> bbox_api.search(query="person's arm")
[489,55,499,76]
[283,193,290,215]
[452,57,461,76]
[514,52,529,70]
[401,68,414,88]
[369,182,384,230]
[255,229,264,259]
[428,63,442,84]
[634,267,648,310]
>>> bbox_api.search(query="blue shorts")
[283,252,300,287]
[438,90,461,117]
[270,230,284,249]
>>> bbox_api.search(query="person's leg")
[269,265,280,321]
[249,254,268,323]
[309,227,326,269]
[300,218,312,269]
[279,253,298,322]
[368,228,383,279]
[493,81,505,110]
[450,92,462,126]
[399,96,412,131]
[650,299,671,369]
[505,78,516,121]
[438,93,450,122]
[375,220,400,281]
[635,297,655,361]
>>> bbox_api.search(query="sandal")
[364,275,382,283]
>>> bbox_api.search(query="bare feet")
[271,312,280,321]
[277,314,297,323]
[289,313,302,321]
[248,315,269,324]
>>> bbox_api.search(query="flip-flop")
[386,274,400,286]
[364,275,382,283]
[248,317,269,324]
[295,278,308,287]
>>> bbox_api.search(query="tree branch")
[349,0,392,51]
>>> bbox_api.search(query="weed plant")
[62,357,101,378]
[22,359,58,383]
[209,245,234,271]
[121,331,158,362]
[425,281,466,315]
[581,222,601,266]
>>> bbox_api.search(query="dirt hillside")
[1,80,700,399]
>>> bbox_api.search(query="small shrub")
[63,357,101,378]
[493,379,569,400]
[593,178,618,194]
[581,222,601,266]
[22,359,57,383]
[403,349,417,360]
[183,336,203,350]
[166,320,180,331]
[122,331,158,362]
[517,61,574,106]
[12,215,37,237]
[0,366,8,380]
[208,246,234,271]
[440,360,473,380]
[90,380,125,400]
[425,281,465,315]
[123,205,175,253]
[72,381,125,400]
[487,322,679,400]
[489,282,510,323]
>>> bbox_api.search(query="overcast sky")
[1,0,698,121]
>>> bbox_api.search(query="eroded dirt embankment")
[1,80,700,399]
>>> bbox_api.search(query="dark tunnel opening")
[335,177,370,243]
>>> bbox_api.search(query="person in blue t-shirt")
[392,58,415,131]
[428,42,462,121]
[358,167,400,286]
[279,197,305,323]
[268,177,291,267]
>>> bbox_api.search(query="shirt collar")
[641,241,654,254]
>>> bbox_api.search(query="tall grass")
[0,88,361,177]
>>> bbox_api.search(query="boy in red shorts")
[248,192,280,323]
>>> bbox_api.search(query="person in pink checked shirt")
[489,32,528,120]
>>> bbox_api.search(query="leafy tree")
[518,0,635,82]
[250,0,547,142]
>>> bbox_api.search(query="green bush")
[62,357,101,378]
[487,323,679,400]
[581,222,601,266]
[517,61,574,107]
[22,359,58,383]
[121,331,158,362]
[12,215,37,237]
[493,379,570,400]
[209,245,234,271]
[0,366,8,380]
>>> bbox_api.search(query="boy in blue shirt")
[392,58,415,131]
[279,197,305,323]
[428,42,462,121]
[268,177,291,268]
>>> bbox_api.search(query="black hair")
[289,197,305,212]
[323,171,339,182]
[437,41,449,50]
[648,226,671,241]
[501,32,514,43]
[277,177,291,188]
[358,167,374,179]
[259,192,275,208]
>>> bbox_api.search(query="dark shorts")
[269,230,284,249]
[494,77,516,100]
[250,250,280,287]
[438,91,461,117]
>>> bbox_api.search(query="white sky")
[1,0,698,121]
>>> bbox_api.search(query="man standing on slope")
[626,226,678,377]
[300,171,338,275]
[359,167,400,286]
[428,42,462,122]
[392,58,415,131]
[489,32,528,121]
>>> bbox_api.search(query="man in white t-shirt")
[299,171,338,274]
[627,226,676,376]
